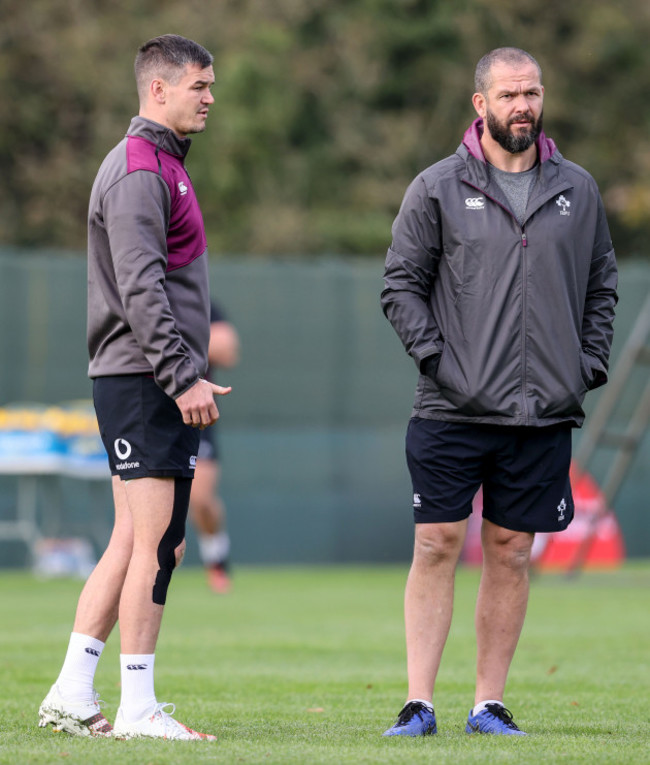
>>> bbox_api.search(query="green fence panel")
[0,250,648,566]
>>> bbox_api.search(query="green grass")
[1,562,649,764]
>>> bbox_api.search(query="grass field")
[1,562,648,764]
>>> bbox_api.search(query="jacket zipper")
[520,226,529,421]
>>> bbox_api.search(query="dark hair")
[474,47,541,95]
[134,34,213,101]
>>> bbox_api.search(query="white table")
[0,455,110,564]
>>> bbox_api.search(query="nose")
[203,90,214,105]
[512,93,530,113]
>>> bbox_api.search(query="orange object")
[535,465,625,570]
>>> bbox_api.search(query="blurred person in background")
[381,47,617,737]
[38,34,230,741]
[189,301,240,593]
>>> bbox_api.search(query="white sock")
[119,654,157,722]
[406,698,434,712]
[472,699,503,716]
[198,532,230,566]
[56,632,105,703]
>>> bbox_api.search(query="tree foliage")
[1,0,649,256]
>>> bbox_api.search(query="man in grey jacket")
[381,48,617,737]
[38,35,230,741]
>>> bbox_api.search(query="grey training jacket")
[87,117,210,400]
[381,119,618,428]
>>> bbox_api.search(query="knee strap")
[152,477,191,605]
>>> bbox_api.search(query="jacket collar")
[127,116,192,159]
[462,117,557,165]
[459,118,572,215]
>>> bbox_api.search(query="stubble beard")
[180,122,207,137]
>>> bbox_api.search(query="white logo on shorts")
[189,455,197,469]
[114,438,132,460]
[557,498,566,521]
[413,493,422,509]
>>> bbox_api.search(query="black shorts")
[405,417,574,533]
[93,375,200,480]
[197,423,219,462]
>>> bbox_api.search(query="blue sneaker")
[465,703,526,735]
[383,701,437,736]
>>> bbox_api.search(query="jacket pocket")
[434,341,521,417]
[434,342,481,414]
[578,349,596,391]
[532,351,589,419]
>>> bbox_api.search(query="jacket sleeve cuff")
[582,349,608,390]
[415,345,442,372]
[171,375,201,400]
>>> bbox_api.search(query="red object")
[461,463,626,570]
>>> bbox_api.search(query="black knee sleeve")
[152,477,191,605]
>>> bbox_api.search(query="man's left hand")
[175,378,232,429]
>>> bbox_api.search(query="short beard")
[486,109,543,154]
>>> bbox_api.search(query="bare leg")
[39,477,135,733]
[189,459,224,537]
[72,476,133,642]
[189,460,230,593]
[118,477,183,654]
[405,520,468,701]
[474,519,534,704]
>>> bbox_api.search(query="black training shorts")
[405,417,575,533]
[197,422,219,462]
[93,374,200,480]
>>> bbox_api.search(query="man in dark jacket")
[38,35,230,741]
[381,47,617,737]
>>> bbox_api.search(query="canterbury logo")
[465,197,485,210]
[114,438,132,460]
[85,647,100,657]
[126,664,148,670]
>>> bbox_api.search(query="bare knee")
[174,539,186,568]
[413,522,466,568]
[482,524,533,574]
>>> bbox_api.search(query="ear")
[472,92,487,119]
[150,78,167,104]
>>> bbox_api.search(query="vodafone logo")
[114,438,132,460]
[113,438,140,471]
[465,197,485,210]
